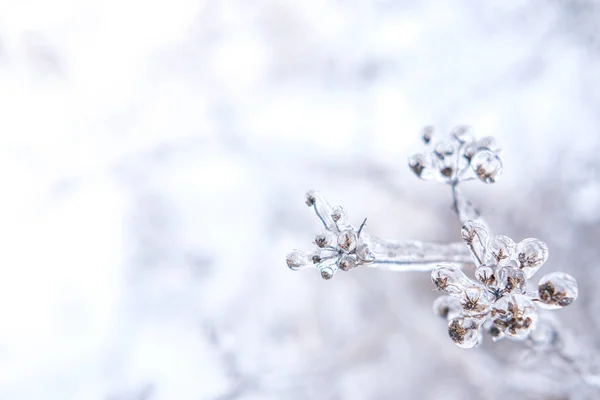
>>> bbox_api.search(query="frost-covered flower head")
[432,221,578,348]
[409,126,503,185]
[286,191,375,280]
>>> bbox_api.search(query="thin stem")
[362,234,474,271]
[450,183,483,226]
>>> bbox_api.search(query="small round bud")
[461,221,489,265]
[496,266,526,295]
[320,266,335,280]
[516,238,548,278]
[492,294,538,339]
[337,230,357,253]
[431,264,473,295]
[331,206,348,225]
[537,272,578,309]
[475,265,496,287]
[338,255,356,271]
[286,250,310,271]
[305,191,317,206]
[408,153,429,179]
[314,232,334,248]
[486,235,515,266]
[422,126,434,144]
[460,286,492,314]
[448,317,481,348]
[471,149,502,184]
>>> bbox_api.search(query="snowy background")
[1,0,600,399]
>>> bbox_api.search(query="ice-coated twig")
[285,191,474,280]
[410,127,594,391]
[408,125,502,227]
[432,221,579,348]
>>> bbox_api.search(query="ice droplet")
[492,294,538,339]
[516,238,548,278]
[431,264,473,295]
[337,230,358,253]
[286,250,311,271]
[486,235,515,266]
[538,272,578,309]
[461,221,489,264]
[338,255,356,271]
[460,286,493,314]
[448,317,481,348]
[471,149,502,184]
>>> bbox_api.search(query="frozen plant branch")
[408,125,502,226]
[409,127,596,389]
[285,191,474,280]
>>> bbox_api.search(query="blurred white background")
[0,0,600,399]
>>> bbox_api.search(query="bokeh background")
[1,0,600,399]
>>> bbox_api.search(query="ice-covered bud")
[337,230,358,253]
[537,272,578,309]
[496,266,527,295]
[408,153,431,180]
[422,126,434,144]
[286,250,311,271]
[331,206,348,225]
[461,220,489,264]
[320,266,335,280]
[475,265,497,287]
[431,264,474,295]
[460,286,493,314]
[471,149,502,184]
[305,191,317,206]
[492,294,538,339]
[516,238,548,278]
[448,317,481,348]
[314,232,335,248]
[486,235,515,266]
[338,255,357,271]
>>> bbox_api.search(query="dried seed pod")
[460,286,493,314]
[433,295,462,320]
[305,191,317,206]
[431,264,473,295]
[492,294,538,339]
[320,266,335,280]
[314,232,335,248]
[496,266,527,295]
[408,153,436,180]
[448,317,481,348]
[516,238,548,278]
[537,272,578,309]
[331,206,348,226]
[475,265,497,287]
[286,250,311,271]
[471,149,503,184]
[422,126,434,144]
[486,235,515,266]
[337,230,358,253]
[338,255,356,271]
[461,220,489,264]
